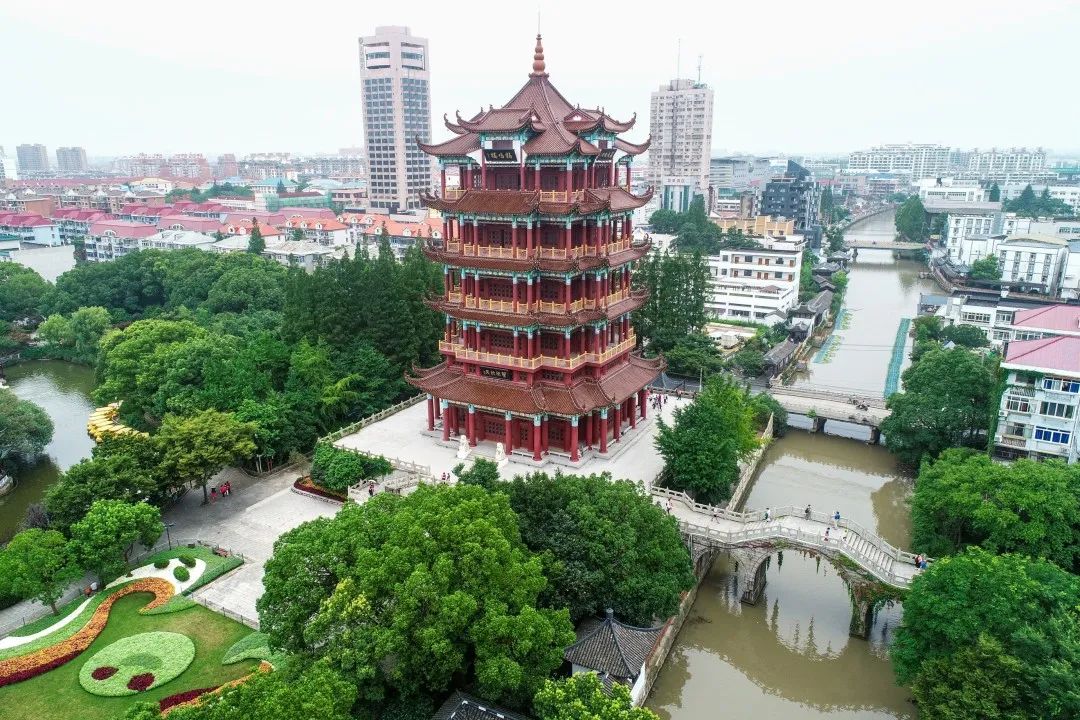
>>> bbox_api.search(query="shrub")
[222,632,272,665]
[153,559,169,569]
[178,554,197,567]
[78,631,195,696]
[173,566,190,582]
[311,443,392,493]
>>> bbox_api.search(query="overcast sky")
[2,0,1078,160]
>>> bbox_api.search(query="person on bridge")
[804,505,812,520]
[824,527,831,542]
[764,507,771,521]
[833,510,841,527]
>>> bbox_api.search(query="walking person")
[210,486,218,504]
[368,481,375,498]
[824,527,830,542]
[833,510,840,528]
[804,504,812,521]
[764,507,771,522]
[665,499,673,515]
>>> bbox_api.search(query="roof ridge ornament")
[531,34,547,76]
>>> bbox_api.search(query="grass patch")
[7,595,93,638]
[222,632,271,665]
[141,596,197,616]
[136,546,243,596]
[0,593,259,720]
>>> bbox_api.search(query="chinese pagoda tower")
[407,35,663,464]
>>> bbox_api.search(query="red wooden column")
[628,395,637,430]
[526,275,534,310]
[426,394,435,431]
[599,409,609,453]
[564,277,571,313]
[519,162,526,189]
[563,330,571,360]
[626,164,632,190]
[440,167,446,196]
[564,221,572,254]
[467,405,477,447]
[534,163,541,190]
[570,416,579,461]
[441,401,450,441]
[504,412,513,452]
[480,160,487,189]
[541,415,549,454]
[613,404,622,442]
[584,411,593,448]
[532,416,542,461]
[639,388,648,419]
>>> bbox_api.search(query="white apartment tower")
[649,79,713,193]
[56,147,89,173]
[359,26,432,212]
[847,143,951,179]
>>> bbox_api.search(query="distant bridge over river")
[766,386,890,438]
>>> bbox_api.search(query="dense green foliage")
[651,197,762,255]
[258,485,574,708]
[633,250,708,353]
[38,306,114,364]
[911,449,1080,572]
[891,548,1080,719]
[0,264,49,322]
[534,673,661,720]
[456,462,695,625]
[155,410,257,503]
[69,500,163,584]
[881,347,997,466]
[969,255,1001,282]
[310,443,392,493]
[655,375,760,503]
[1004,184,1074,218]
[988,182,1001,202]
[0,529,81,613]
[895,196,927,241]
[0,388,54,463]
[662,332,725,378]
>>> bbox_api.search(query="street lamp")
[165,522,175,550]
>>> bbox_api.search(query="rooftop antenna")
[676,38,681,80]
[697,54,703,83]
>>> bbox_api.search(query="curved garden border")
[0,578,174,688]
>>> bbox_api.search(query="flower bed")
[293,476,346,502]
[160,661,272,716]
[159,686,219,711]
[0,578,174,688]
[78,631,195,696]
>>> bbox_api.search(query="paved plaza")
[335,394,692,487]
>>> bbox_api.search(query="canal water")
[647,212,920,719]
[1,361,96,541]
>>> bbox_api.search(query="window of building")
[1043,377,1080,393]
[1034,426,1071,444]
[1006,396,1031,413]
[1040,401,1075,418]
[960,311,991,324]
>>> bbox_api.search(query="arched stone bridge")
[765,386,890,436]
[652,488,923,637]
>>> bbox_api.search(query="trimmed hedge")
[141,595,197,616]
[178,554,197,568]
[173,566,191,582]
[78,631,195,696]
[310,442,392,493]
[153,559,170,569]
[221,632,272,665]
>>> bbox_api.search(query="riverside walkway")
[652,487,921,589]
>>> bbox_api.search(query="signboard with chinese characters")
[480,366,513,380]
[597,148,616,161]
[483,149,518,163]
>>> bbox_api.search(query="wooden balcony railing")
[538,190,586,203]
[444,240,462,252]
[446,291,463,303]
[438,335,636,373]
[444,188,467,200]
[998,434,1028,448]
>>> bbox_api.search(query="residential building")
[760,160,819,235]
[649,78,713,192]
[359,25,432,212]
[261,241,337,271]
[56,147,88,174]
[84,219,159,261]
[16,144,49,175]
[711,191,757,218]
[713,216,795,237]
[329,187,367,209]
[943,210,1024,262]
[156,215,222,234]
[994,336,1080,463]
[704,235,804,324]
[1060,241,1080,300]
[917,179,987,203]
[1,191,54,217]
[51,209,113,243]
[846,143,951,178]
[1001,183,1080,215]
[0,212,57,246]
[282,216,349,246]
[0,156,17,185]
[963,147,1046,178]
[997,234,1070,294]
[432,693,532,720]
[563,609,662,705]
[143,229,218,252]
[340,212,442,257]
[864,173,908,200]
[410,35,661,463]
[709,157,750,191]
[264,191,331,212]
[0,233,19,260]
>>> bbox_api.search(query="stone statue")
[456,433,471,459]
[494,442,508,467]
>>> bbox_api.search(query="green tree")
[632,250,708,353]
[69,500,163,584]
[156,410,256,504]
[534,673,660,720]
[729,348,765,377]
[457,463,695,625]
[663,332,725,379]
[258,485,574,707]
[0,529,81,614]
[891,548,1080,719]
[937,323,989,348]
[38,313,74,348]
[648,208,681,233]
[881,347,996,466]
[0,263,50,321]
[248,220,266,254]
[895,196,928,242]
[310,443,391,493]
[824,226,846,254]
[291,227,305,242]
[655,375,760,503]
[1004,184,1074,218]
[68,305,112,362]
[988,182,1001,202]
[911,449,1080,571]
[125,660,357,720]
[0,389,54,462]
[968,255,1001,282]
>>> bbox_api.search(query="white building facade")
[704,236,804,324]
[649,79,713,193]
[847,143,951,178]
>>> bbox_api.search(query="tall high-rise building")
[16,144,49,174]
[359,25,432,212]
[648,79,713,192]
[56,146,88,173]
[847,143,950,179]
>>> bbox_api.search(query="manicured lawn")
[0,593,259,720]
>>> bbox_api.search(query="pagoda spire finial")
[531,34,546,76]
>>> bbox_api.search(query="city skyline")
[2,0,1079,158]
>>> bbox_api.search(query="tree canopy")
[258,485,574,708]
[911,449,1080,572]
[456,462,695,625]
[155,409,257,504]
[891,548,1080,720]
[0,264,50,321]
[895,196,928,242]
[0,528,81,614]
[655,375,760,503]
[969,255,1002,282]
[881,347,997,466]
[0,389,54,463]
[632,250,708,354]
[533,673,661,720]
[1004,184,1074,218]
[69,500,163,584]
